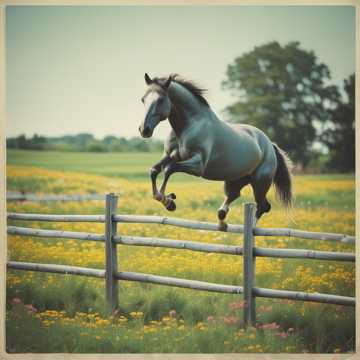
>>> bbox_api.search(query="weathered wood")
[254,247,355,262]
[7,212,355,243]
[8,261,354,307]
[254,227,355,244]
[114,235,243,255]
[116,271,243,294]
[7,226,104,241]
[6,195,356,321]
[253,287,355,307]
[7,261,105,278]
[114,214,244,233]
[105,193,119,314]
[243,203,256,327]
[6,192,104,202]
[7,213,105,222]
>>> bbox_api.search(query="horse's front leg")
[159,153,205,211]
[150,155,174,202]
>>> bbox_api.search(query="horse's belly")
[203,142,263,181]
[202,156,261,181]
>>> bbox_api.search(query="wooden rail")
[252,287,355,307]
[7,226,105,242]
[253,227,355,244]
[7,212,355,244]
[114,235,243,255]
[7,213,105,222]
[7,261,105,278]
[116,271,243,294]
[7,192,104,202]
[6,226,354,262]
[6,194,356,327]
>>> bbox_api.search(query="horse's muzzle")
[139,125,153,138]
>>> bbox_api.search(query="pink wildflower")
[11,297,22,305]
[229,301,246,310]
[25,304,38,313]
[223,315,237,325]
[276,331,288,339]
[258,305,272,313]
[169,310,176,318]
[259,322,280,330]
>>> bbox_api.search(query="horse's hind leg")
[218,176,250,231]
[250,166,274,222]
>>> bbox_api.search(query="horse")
[138,73,293,230]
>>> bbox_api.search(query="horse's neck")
[168,82,206,137]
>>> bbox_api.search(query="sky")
[6,5,356,140]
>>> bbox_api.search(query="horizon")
[6,5,355,140]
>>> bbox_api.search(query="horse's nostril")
[143,127,151,136]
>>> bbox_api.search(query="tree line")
[6,133,164,153]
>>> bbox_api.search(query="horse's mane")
[153,74,209,107]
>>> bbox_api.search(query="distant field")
[7,149,204,182]
[6,149,355,183]
[6,149,163,179]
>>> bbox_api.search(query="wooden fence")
[7,193,356,326]
[7,191,103,202]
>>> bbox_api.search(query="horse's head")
[139,73,172,138]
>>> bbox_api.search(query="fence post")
[105,193,119,315]
[243,202,256,327]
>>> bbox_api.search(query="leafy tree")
[29,133,47,150]
[103,135,118,145]
[222,41,340,167]
[6,134,27,149]
[128,137,149,152]
[321,74,355,172]
[85,140,108,152]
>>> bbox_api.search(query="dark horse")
[139,73,293,230]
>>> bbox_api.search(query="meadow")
[5,149,356,353]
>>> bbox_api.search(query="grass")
[5,150,356,353]
[7,149,192,181]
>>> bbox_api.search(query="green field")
[6,150,356,353]
[7,149,163,179]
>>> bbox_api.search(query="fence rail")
[7,261,105,278]
[7,226,355,262]
[7,212,355,243]
[7,192,104,202]
[7,193,356,326]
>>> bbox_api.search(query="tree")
[222,41,340,167]
[29,133,47,150]
[321,74,355,172]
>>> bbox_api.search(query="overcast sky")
[6,5,355,140]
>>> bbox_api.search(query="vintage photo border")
[0,1,358,359]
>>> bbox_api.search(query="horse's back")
[229,123,271,147]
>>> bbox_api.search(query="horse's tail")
[272,143,293,209]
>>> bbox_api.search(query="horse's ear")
[145,73,153,85]
[164,76,172,89]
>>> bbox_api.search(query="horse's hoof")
[218,221,228,232]
[166,200,176,211]
[218,209,227,221]
[168,193,176,200]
